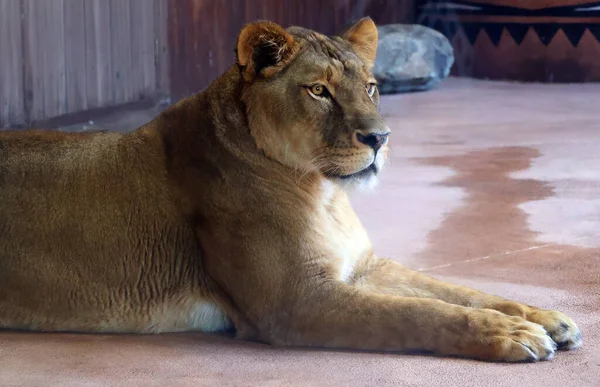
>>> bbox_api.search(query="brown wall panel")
[168,0,416,99]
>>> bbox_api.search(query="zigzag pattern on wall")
[417,1,600,47]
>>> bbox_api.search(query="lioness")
[0,18,582,362]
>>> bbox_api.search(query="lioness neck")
[150,65,326,204]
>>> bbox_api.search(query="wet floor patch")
[414,146,600,290]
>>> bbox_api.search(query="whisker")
[294,151,326,183]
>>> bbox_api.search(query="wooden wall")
[1,0,415,127]
[0,0,169,128]
[168,0,416,99]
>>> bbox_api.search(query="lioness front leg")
[274,283,555,362]
[351,256,582,350]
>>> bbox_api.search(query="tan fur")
[0,19,581,361]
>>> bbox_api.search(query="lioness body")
[0,65,368,337]
[0,19,582,361]
[0,128,228,333]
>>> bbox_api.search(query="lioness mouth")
[338,163,378,180]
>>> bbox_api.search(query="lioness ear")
[236,21,297,80]
[341,17,378,67]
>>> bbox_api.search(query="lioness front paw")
[527,309,582,350]
[489,301,583,351]
[465,310,556,362]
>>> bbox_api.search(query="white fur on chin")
[333,173,379,192]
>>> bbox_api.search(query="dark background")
[167,0,416,99]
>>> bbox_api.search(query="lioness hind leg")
[351,256,582,351]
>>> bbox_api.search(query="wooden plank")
[43,0,66,118]
[129,0,145,99]
[154,0,169,96]
[0,0,25,127]
[83,0,98,108]
[130,0,156,99]
[141,0,156,97]
[22,0,43,121]
[84,0,112,108]
[212,0,226,73]
[109,0,132,104]
[25,0,67,121]
[166,0,188,99]
[64,0,88,113]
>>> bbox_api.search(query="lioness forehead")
[287,27,370,80]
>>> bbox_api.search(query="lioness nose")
[355,132,390,152]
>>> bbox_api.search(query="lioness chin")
[0,18,581,362]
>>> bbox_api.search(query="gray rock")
[374,24,454,94]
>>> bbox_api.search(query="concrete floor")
[1,78,599,386]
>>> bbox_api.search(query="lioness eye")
[309,84,327,97]
[366,83,376,97]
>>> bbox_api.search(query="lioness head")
[236,18,389,189]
